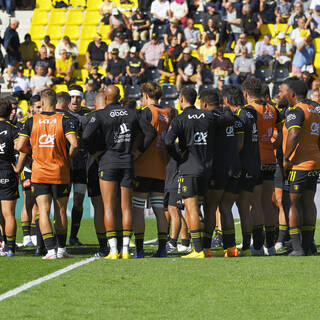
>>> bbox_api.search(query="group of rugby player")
[0,75,319,259]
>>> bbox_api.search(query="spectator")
[176,47,202,91]
[85,66,105,91]
[241,4,262,42]
[158,46,177,85]
[203,18,220,47]
[83,80,99,108]
[99,0,115,24]
[308,5,320,38]
[8,66,32,101]
[258,0,276,24]
[254,34,274,70]
[116,0,137,18]
[30,65,53,95]
[20,33,38,69]
[168,35,183,60]
[199,34,217,65]
[110,22,133,41]
[170,0,189,27]
[310,89,320,103]
[234,33,253,58]
[106,48,126,85]
[151,0,171,25]
[85,34,108,71]
[230,47,255,84]
[275,0,292,27]
[292,35,315,77]
[310,0,320,11]
[4,19,21,78]
[42,35,56,59]
[108,33,130,59]
[0,0,13,14]
[301,70,314,89]
[140,33,165,68]
[32,46,55,79]
[164,17,184,46]
[130,9,151,41]
[55,36,79,62]
[217,76,225,92]
[55,49,73,86]
[184,18,201,49]
[203,3,222,29]
[290,17,310,47]
[211,47,232,86]
[126,47,146,85]
[307,79,320,98]
[285,1,309,34]
[109,8,130,31]
[225,2,242,53]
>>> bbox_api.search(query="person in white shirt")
[170,0,188,27]
[290,17,310,47]
[30,66,53,95]
[234,33,253,58]
[151,0,171,25]
[108,33,130,59]
[8,66,31,100]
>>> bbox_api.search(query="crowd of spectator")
[3,0,320,108]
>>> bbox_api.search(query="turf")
[1,219,320,319]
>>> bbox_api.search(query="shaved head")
[105,85,120,105]
[95,92,106,110]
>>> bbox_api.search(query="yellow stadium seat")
[80,26,98,40]
[98,66,107,76]
[66,9,84,25]
[31,10,49,25]
[224,52,235,63]
[84,11,101,25]
[260,24,275,37]
[194,24,204,35]
[314,38,320,53]
[81,68,89,81]
[53,84,69,93]
[79,40,91,54]
[77,55,87,67]
[275,24,292,34]
[87,0,103,10]
[29,25,46,40]
[46,25,63,40]
[49,10,66,26]
[69,0,87,7]
[191,50,200,60]
[99,24,111,40]
[115,84,124,100]
[36,0,53,11]
[19,100,29,116]
[314,53,320,70]
[63,25,81,41]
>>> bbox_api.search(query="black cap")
[8,95,19,104]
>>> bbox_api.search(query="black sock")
[242,231,251,250]
[252,225,264,250]
[169,238,177,247]
[21,221,31,237]
[30,223,36,238]
[70,208,83,239]
[134,233,144,252]
[6,235,16,251]
[277,224,288,243]
[0,230,3,242]
[56,231,67,248]
[222,229,236,250]
[289,227,302,252]
[181,238,190,247]
[116,230,123,253]
[96,232,108,251]
[190,230,203,252]
[202,232,213,249]
[35,216,45,250]
[301,225,315,254]
[158,232,167,251]
[265,225,276,248]
[42,232,56,250]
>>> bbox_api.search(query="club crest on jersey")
[194,131,208,145]
[0,142,5,154]
[39,134,56,147]
[188,113,205,120]
[226,126,234,137]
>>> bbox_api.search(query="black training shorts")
[0,169,19,201]
[178,175,207,198]
[164,190,184,210]
[99,168,133,188]
[71,169,87,184]
[133,176,165,193]
[287,169,320,194]
[238,172,256,193]
[208,175,240,194]
[31,183,71,199]
[87,162,101,198]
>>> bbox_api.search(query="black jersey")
[212,107,244,178]
[236,106,261,176]
[165,106,218,177]
[0,120,18,170]
[82,102,156,171]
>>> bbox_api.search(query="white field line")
[0,257,96,302]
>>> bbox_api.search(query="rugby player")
[280,78,320,256]
[132,82,174,258]
[165,87,217,258]
[83,85,156,259]
[242,78,282,255]
[16,89,78,260]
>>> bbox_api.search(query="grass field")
[1,219,320,319]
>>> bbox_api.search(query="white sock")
[31,235,37,246]
[108,238,118,254]
[47,249,56,256]
[23,235,31,244]
[122,236,130,253]
[57,247,66,254]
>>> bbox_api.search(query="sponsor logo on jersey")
[225,126,234,137]
[193,131,208,145]
[89,116,96,123]
[158,114,169,122]
[234,120,242,128]
[119,123,130,134]
[110,110,128,118]
[263,112,274,120]
[188,113,205,120]
[310,122,320,135]
[39,118,57,124]
[0,179,9,184]
[286,113,296,122]
[252,123,258,142]
[114,123,131,143]
[39,134,56,147]
[308,108,318,113]
[0,130,7,135]
[0,142,5,154]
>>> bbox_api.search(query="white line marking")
[0,257,96,302]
